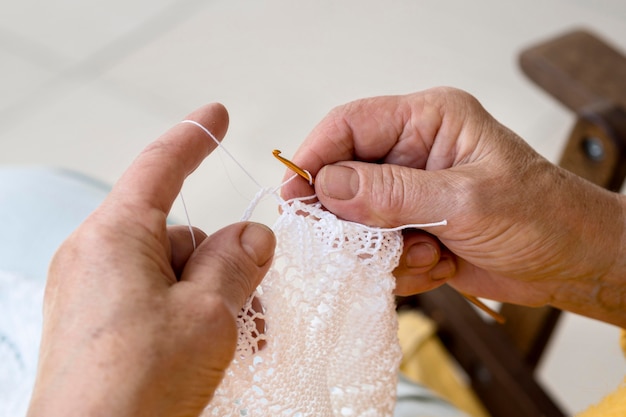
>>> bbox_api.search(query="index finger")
[110,103,229,214]
[281,92,444,200]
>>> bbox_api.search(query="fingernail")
[318,165,359,200]
[406,243,438,269]
[429,256,456,281]
[240,223,275,266]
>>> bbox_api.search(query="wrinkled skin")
[282,88,626,327]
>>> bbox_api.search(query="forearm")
[548,178,626,328]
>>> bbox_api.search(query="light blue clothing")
[0,167,109,280]
[396,374,469,417]
[0,167,466,417]
[0,167,108,416]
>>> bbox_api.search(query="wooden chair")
[398,28,626,417]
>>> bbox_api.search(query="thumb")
[179,222,276,315]
[315,161,459,228]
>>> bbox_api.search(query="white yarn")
[206,198,404,417]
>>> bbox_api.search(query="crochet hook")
[273,150,314,185]
[462,294,506,324]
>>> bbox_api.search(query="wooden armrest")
[520,28,626,112]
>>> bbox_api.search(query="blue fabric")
[395,374,469,417]
[0,167,109,281]
[0,167,108,416]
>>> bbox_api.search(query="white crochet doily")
[207,199,403,416]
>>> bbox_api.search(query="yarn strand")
[180,119,264,189]
[178,120,447,237]
[178,191,197,250]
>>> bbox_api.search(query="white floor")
[1,0,626,414]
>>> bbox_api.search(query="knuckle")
[368,165,414,226]
[206,249,260,303]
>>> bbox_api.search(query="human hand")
[282,88,626,326]
[27,104,276,417]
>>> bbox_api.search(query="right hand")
[282,87,626,327]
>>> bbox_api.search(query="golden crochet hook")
[272,149,505,324]
[462,294,506,324]
[273,149,314,184]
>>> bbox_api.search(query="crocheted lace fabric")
[207,198,403,416]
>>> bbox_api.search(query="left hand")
[27,104,276,417]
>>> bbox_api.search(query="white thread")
[180,119,294,226]
[180,119,447,230]
[180,119,264,189]
[368,219,447,231]
[283,195,447,231]
[238,174,306,222]
[275,173,300,192]
[302,169,314,185]
[178,191,197,250]
[179,119,448,239]
[240,187,281,222]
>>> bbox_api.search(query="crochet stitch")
[207,198,404,416]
